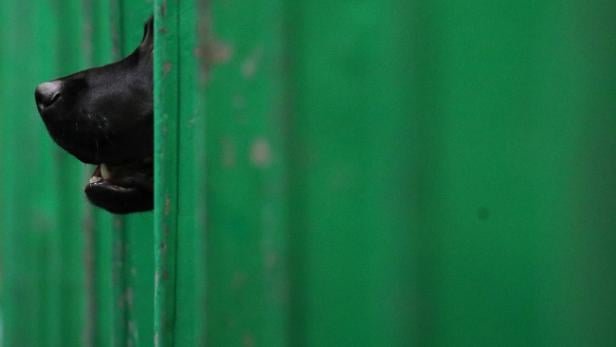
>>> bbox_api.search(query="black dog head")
[35,18,153,214]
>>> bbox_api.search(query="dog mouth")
[85,159,153,214]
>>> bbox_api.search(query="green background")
[1,0,615,346]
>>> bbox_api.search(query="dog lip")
[86,179,136,193]
[85,163,153,213]
[87,163,151,191]
[85,180,152,214]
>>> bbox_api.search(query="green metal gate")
[1,0,616,346]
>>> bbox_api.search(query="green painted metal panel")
[154,1,207,346]
[202,1,290,346]
[153,1,181,345]
[0,1,87,346]
[285,2,415,345]
[0,1,154,346]
[397,2,616,346]
[116,4,155,346]
[1,1,616,347]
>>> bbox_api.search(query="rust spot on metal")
[164,195,171,215]
[125,287,134,308]
[128,321,137,347]
[160,0,167,17]
[243,334,255,347]
[198,10,233,83]
[163,61,173,76]
[266,252,278,271]
[241,58,257,79]
[250,137,272,168]
[211,43,233,65]
[241,48,263,79]
[158,27,168,35]
[162,270,169,281]
[231,271,247,289]
[221,137,237,167]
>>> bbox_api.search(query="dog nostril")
[35,81,62,109]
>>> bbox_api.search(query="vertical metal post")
[154,1,180,345]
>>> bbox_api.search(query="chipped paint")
[164,195,171,215]
[198,10,234,81]
[231,272,247,290]
[159,0,167,17]
[243,333,255,347]
[163,61,173,76]
[221,137,237,167]
[241,48,263,79]
[241,59,257,78]
[250,137,273,168]
[125,288,134,308]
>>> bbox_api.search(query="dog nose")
[35,81,62,109]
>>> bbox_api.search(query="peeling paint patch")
[231,271,247,289]
[241,57,257,79]
[241,47,263,79]
[164,195,171,215]
[243,333,255,347]
[222,137,237,167]
[201,36,233,76]
[160,0,167,17]
[205,39,233,67]
[128,320,138,347]
[250,138,272,168]
[163,61,173,76]
[266,252,278,271]
[126,287,134,308]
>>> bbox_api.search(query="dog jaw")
[85,161,153,214]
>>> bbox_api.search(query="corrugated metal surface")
[0,1,154,346]
[1,1,616,346]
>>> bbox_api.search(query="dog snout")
[35,81,62,110]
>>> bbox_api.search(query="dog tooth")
[89,176,102,184]
[101,164,111,180]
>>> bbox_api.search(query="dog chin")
[84,163,153,214]
[85,183,152,214]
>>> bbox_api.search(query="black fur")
[35,18,153,214]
